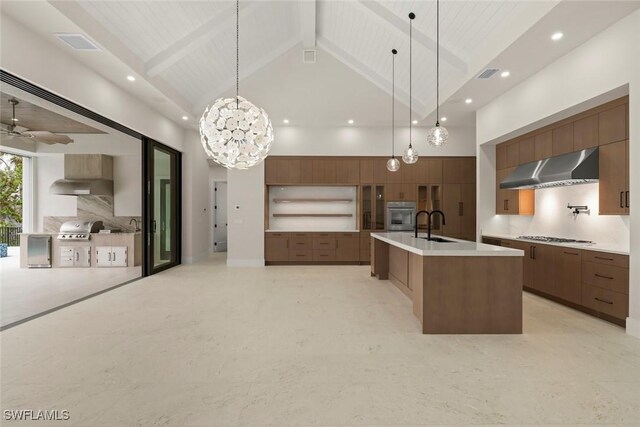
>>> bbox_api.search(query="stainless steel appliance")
[500,148,599,189]
[27,235,52,268]
[58,220,103,241]
[386,201,416,231]
[60,246,91,267]
[517,235,594,244]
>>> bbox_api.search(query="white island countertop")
[371,232,524,257]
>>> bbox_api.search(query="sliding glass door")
[144,139,181,274]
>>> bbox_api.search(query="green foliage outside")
[0,152,23,227]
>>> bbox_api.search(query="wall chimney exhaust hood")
[50,154,114,196]
[500,147,599,190]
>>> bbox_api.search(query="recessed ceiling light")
[182,116,189,121]
[500,70,510,78]
[465,98,473,104]
[440,117,447,122]
[551,32,563,41]
[126,75,136,82]
[283,119,289,124]
[412,120,418,124]
[348,119,354,124]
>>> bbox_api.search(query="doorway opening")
[213,181,227,252]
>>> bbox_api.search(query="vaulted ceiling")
[2,0,639,127]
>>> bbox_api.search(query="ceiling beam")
[145,1,262,78]
[300,0,316,48]
[194,38,301,114]
[356,0,467,74]
[317,36,427,116]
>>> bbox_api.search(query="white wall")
[476,10,640,337]
[34,156,77,231]
[272,125,476,157]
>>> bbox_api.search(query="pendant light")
[426,0,448,147]
[402,12,419,165]
[387,49,400,172]
[199,0,273,170]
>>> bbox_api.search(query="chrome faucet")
[129,218,140,232]
[414,210,447,240]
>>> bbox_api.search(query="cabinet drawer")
[314,232,334,238]
[582,283,628,320]
[582,250,628,268]
[313,237,336,250]
[336,232,358,239]
[313,250,336,262]
[266,232,289,239]
[289,249,312,262]
[582,262,628,294]
[290,234,312,248]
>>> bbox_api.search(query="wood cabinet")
[599,104,627,146]
[265,158,313,184]
[373,158,401,183]
[312,159,336,184]
[265,233,289,262]
[573,114,598,150]
[360,158,374,183]
[518,137,535,165]
[485,237,629,324]
[336,159,360,184]
[64,154,113,180]
[552,123,574,156]
[534,131,553,160]
[422,158,443,183]
[265,232,360,264]
[443,157,475,184]
[495,167,534,216]
[496,144,507,170]
[441,183,475,240]
[506,142,519,168]
[336,232,359,261]
[386,183,416,201]
[401,161,421,183]
[599,140,629,215]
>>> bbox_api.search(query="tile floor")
[0,246,141,327]
[1,253,639,426]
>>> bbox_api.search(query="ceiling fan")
[0,99,74,145]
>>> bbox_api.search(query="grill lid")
[59,220,104,234]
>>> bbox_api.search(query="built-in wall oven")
[386,201,416,231]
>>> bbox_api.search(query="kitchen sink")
[419,237,453,243]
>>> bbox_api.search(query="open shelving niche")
[267,186,357,231]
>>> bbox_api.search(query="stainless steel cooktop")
[517,235,594,244]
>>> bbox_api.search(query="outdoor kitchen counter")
[370,232,523,334]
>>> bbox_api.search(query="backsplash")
[507,183,630,248]
[44,195,141,232]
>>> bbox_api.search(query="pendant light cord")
[436,0,440,126]
[236,0,239,108]
[409,14,413,148]
[392,49,395,158]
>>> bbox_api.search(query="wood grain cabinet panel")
[265,158,277,183]
[312,159,336,184]
[518,137,535,165]
[582,262,628,294]
[582,283,628,320]
[265,234,289,262]
[460,183,476,238]
[401,161,421,183]
[313,250,336,262]
[360,158,374,183]
[313,233,336,250]
[385,184,402,201]
[422,158,443,183]
[336,236,359,261]
[336,159,360,184]
[556,248,582,304]
[506,142,519,168]
[599,104,627,146]
[581,250,629,268]
[599,140,627,215]
[496,144,507,170]
[373,158,388,183]
[299,158,314,184]
[534,131,553,160]
[402,183,417,202]
[289,249,312,262]
[276,159,299,183]
[290,232,312,249]
[573,114,598,150]
[441,183,461,236]
[495,169,509,214]
[442,157,475,184]
[552,123,574,156]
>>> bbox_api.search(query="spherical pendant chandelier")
[403,12,418,165]
[387,49,400,172]
[427,0,449,148]
[199,0,273,170]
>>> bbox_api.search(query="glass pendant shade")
[427,123,448,148]
[402,145,419,164]
[200,95,273,170]
[386,157,400,172]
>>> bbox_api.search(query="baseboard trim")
[227,259,265,267]
[626,317,640,339]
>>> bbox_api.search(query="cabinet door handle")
[108,252,112,262]
[531,246,536,260]
[503,200,507,211]
[595,297,613,305]
[595,256,614,261]
[563,251,579,256]
[620,192,624,208]
[113,252,116,262]
[595,274,614,280]
[626,191,629,208]
[459,202,463,216]
[506,199,509,211]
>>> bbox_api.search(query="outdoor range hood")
[500,147,599,190]
[50,154,114,196]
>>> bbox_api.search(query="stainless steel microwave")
[386,201,416,231]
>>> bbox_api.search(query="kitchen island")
[371,232,524,334]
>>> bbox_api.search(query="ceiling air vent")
[302,49,317,64]
[476,68,499,79]
[54,33,100,51]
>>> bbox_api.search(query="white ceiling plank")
[300,0,317,48]
[193,38,302,114]
[356,0,467,75]
[317,35,427,117]
[145,1,262,78]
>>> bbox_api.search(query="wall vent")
[54,33,101,51]
[476,68,499,79]
[302,49,317,64]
